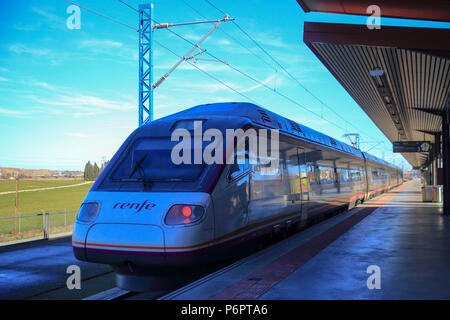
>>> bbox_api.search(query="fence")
[0,209,79,244]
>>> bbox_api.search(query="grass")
[0,179,85,193]
[0,180,93,242]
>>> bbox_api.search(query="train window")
[96,136,225,192]
[319,166,335,184]
[228,163,242,180]
[350,169,362,182]
[306,166,317,185]
[109,138,207,182]
[337,168,350,183]
[228,162,248,181]
[228,149,249,181]
[251,158,285,200]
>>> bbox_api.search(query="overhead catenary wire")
[115,0,353,134]
[152,16,233,90]
[118,0,141,14]
[68,0,372,138]
[150,16,349,133]
[178,0,278,74]
[152,39,261,105]
[154,37,357,140]
[204,0,380,141]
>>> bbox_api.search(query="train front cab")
[72,117,254,273]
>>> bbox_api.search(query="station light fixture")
[370,68,407,140]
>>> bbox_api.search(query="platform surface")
[0,236,114,299]
[162,180,448,300]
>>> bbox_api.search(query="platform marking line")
[210,180,414,300]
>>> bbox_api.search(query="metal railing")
[0,209,79,243]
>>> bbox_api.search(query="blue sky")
[0,0,449,171]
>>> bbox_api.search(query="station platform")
[161,179,449,300]
[0,236,114,300]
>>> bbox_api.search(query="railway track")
[84,287,169,300]
[83,287,135,300]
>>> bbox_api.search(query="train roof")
[152,102,399,170]
[362,152,398,170]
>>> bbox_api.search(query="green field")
[0,180,93,241]
[0,179,85,193]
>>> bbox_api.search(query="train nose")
[84,223,166,266]
[72,191,212,265]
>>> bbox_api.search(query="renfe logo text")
[113,200,156,213]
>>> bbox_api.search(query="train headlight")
[77,202,99,223]
[165,205,204,226]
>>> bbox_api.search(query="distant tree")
[84,160,110,181]
[84,161,93,181]
[100,160,109,173]
[93,162,100,180]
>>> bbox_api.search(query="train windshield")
[112,138,205,182]
[95,137,218,192]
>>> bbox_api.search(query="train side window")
[228,150,249,181]
[307,165,317,185]
[351,169,361,182]
[319,166,335,184]
[372,171,378,180]
[337,168,350,183]
[312,166,321,185]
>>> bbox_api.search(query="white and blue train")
[73,102,402,291]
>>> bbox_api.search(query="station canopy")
[297,0,450,22]
[299,1,450,167]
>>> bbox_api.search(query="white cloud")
[0,107,26,117]
[19,78,136,118]
[239,74,278,93]
[0,77,9,82]
[9,44,50,56]
[165,71,279,95]
[13,23,39,31]
[32,81,60,90]
[67,133,93,138]
[177,82,231,93]
[180,33,200,42]
[33,94,134,110]
[155,61,230,73]
[32,7,65,25]
[29,91,135,118]
[250,30,293,49]
[75,38,136,63]
[216,38,232,46]
[79,39,124,49]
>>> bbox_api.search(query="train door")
[212,149,250,239]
